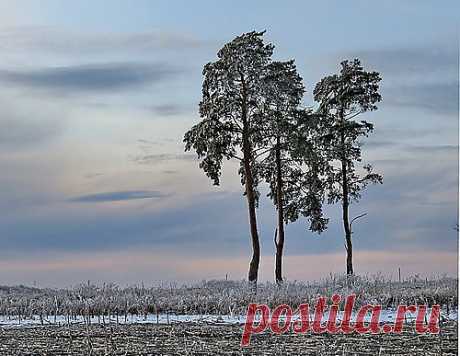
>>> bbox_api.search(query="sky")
[0,1,458,287]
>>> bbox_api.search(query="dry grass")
[0,275,456,320]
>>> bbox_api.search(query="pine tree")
[314,59,383,275]
[259,60,328,284]
[184,31,274,285]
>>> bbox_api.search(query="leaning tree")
[183,31,274,285]
[313,59,383,276]
[258,60,328,284]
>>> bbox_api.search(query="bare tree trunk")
[243,144,260,284]
[274,137,285,284]
[246,182,260,284]
[342,159,353,275]
[241,76,260,285]
[340,129,353,276]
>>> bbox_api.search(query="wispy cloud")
[347,43,459,115]
[0,62,182,92]
[0,96,64,150]
[361,140,397,149]
[0,115,61,148]
[363,141,459,154]
[0,26,208,53]
[406,144,459,154]
[384,82,458,115]
[149,104,185,117]
[83,173,105,179]
[131,153,196,164]
[355,44,458,78]
[69,190,170,203]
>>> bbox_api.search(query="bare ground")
[0,322,457,356]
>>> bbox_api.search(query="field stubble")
[0,321,457,356]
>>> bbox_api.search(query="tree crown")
[313,59,383,204]
[184,31,274,186]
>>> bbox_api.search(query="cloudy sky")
[0,1,458,287]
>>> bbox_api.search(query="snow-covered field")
[0,309,458,328]
[0,275,456,329]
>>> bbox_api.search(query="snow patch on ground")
[0,308,456,328]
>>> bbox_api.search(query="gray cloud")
[0,62,181,92]
[132,153,196,164]
[361,140,397,150]
[406,144,459,154]
[355,44,458,78]
[363,141,459,154]
[0,116,61,148]
[0,192,248,255]
[384,82,459,115]
[0,156,457,258]
[150,104,184,117]
[83,173,104,179]
[342,43,459,115]
[0,97,64,150]
[69,190,170,203]
[0,27,207,53]
[376,127,443,141]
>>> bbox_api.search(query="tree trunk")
[274,137,285,284]
[244,159,260,284]
[340,130,353,276]
[342,159,353,275]
[241,75,260,285]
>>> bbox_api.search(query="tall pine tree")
[259,60,328,284]
[314,59,383,275]
[184,31,274,285]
